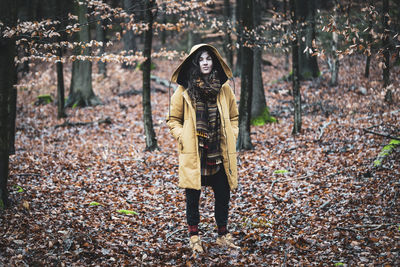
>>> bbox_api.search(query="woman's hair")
[188,48,216,80]
[186,47,219,100]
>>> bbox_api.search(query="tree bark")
[382,0,390,89]
[142,0,158,151]
[8,83,17,155]
[251,0,267,120]
[0,0,17,209]
[66,0,101,107]
[234,0,242,77]
[16,0,30,75]
[237,0,254,150]
[291,0,302,134]
[56,44,66,118]
[223,0,233,69]
[161,2,167,45]
[296,0,319,80]
[122,0,137,69]
[330,0,340,86]
[283,0,289,71]
[96,15,107,76]
[365,19,372,77]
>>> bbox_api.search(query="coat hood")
[171,43,233,88]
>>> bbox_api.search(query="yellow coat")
[167,44,239,191]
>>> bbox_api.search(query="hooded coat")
[167,44,239,191]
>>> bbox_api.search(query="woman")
[167,44,239,253]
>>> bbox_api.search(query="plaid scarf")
[191,70,222,175]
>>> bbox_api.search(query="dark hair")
[186,48,224,100]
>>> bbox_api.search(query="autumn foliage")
[1,0,400,265]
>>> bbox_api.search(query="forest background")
[0,0,399,265]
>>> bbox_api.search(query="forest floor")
[1,53,400,266]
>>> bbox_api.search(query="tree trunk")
[382,0,390,89]
[251,0,267,121]
[330,0,340,86]
[291,0,302,134]
[142,0,158,151]
[234,0,242,77]
[237,0,254,150]
[8,84,17,155]
[296,0,319,80]
[365,15,372,77]
[0,0,17,209]
[122,0,137,69]
[283,0,289,71]
[161,2,167,45]
[56,44,66,118]
[223,0,233,69]
[66,0,101,107]
[55,0,67,118]
[96,15,107,76]
[16,0,30,75]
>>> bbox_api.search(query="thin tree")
[96,15,107,76]
[0,0,17,209]
[330,0,340,86]
[251,0,268,122]
[237,0,254,150]
[283,0,289,71]
[291,0,302,134]
[56,40,67,118]
[223,0,233,69]
[55,1,67,118]
[382,0,391,102]
[66,0,101,107]
[234,0,243,77]
[296,0,319,79]
[122,0,137,69]
[364,0,374,78]
[142,0,158,151]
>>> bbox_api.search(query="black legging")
[185,168,230,227]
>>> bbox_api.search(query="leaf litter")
[1,55,399,266]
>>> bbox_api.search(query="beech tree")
[330,0,340,86]
[251,0,268,123]
[237,0,254,150]
[222,0,233,69]
[96,14,107,76]
[142,0,158,151]
[0,0,17,209]
[291,0,302,134]
[382,0,391,98]
[122,0,138,69]
[296,0,319,80]
[66,0,101,107]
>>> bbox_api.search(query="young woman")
[167,44,239,253]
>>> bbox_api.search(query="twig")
[166,228,185,240]
[55,117,112,128]
[269,180,278,192]
[13,173,41,177]
[336,227,357,233]
[337,223,396,233]
[272,194,284,202]
[363,128,400,141]
[318,121,332,140]
[320,200,331,210]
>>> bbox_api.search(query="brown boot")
[189,235,204,253]
[216,233,240,249]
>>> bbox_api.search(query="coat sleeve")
[226,84,239,139]
[166,86,184,141]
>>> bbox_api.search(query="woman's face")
[199,51,213,75]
